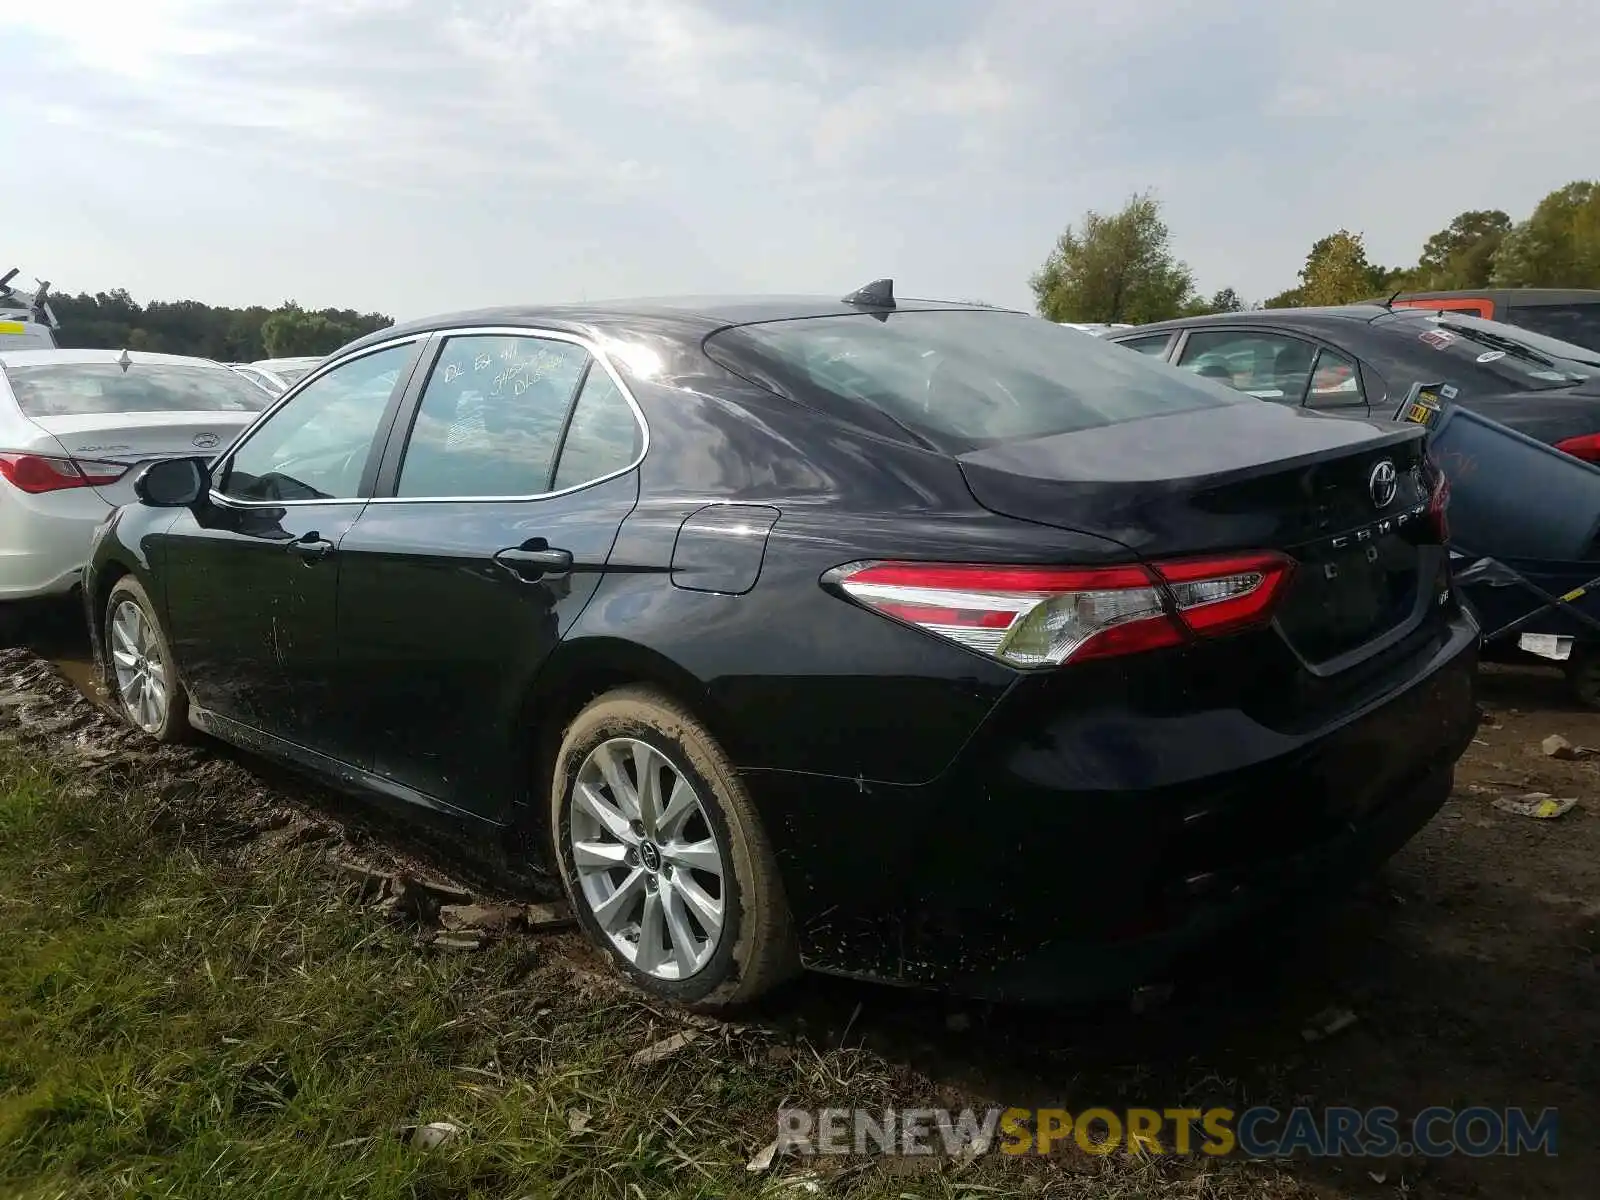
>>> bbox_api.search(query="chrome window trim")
[366,325,651,506]
[208,334,429,509]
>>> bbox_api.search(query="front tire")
[549,687,797,1009]
[105,577,189,741]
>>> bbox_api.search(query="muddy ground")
[12,609,1599,1199]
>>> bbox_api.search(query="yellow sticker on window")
[0,322,26,335]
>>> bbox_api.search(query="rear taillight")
[1423,453,1450,542]
[1554,432,1600,463]
[828,552,1295,668]
[0,453,128,495]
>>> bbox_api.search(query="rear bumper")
[743,608,1479,1000]
[0,485,108,600]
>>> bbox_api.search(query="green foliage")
[1045,181,1600,319]
[1296,230,1388,306]
[1414,209,1512,289]
[51,292,393,361]
[1181,287,1246,317]
[1492,181,1600,288]
[1030,192,1200,324]
[259,303,386,358]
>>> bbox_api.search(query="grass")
[0,737,1309,1200]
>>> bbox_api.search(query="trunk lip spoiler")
[959,422,1426,493]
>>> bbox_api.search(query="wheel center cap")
[639,840,662,872]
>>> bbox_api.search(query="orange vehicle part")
[1392,297,1495,319]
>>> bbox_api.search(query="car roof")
[1377,288,1600,303]
[340,295,1014,356]
[0,348,229,369]
[1113,305,1394,337]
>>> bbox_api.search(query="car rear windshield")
[704,309,1247,449]
[3,362,274,418]
[1377,312,1593,391]
[1506,302,1600,354]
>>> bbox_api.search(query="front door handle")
[495,542,573,579]
[289,532,334,562]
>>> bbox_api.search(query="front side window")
[396,334,589,498]
[220,343,413,502]
[1176,330,1319,402]
[4,361,272,418]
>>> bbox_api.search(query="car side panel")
[554,376,1141,786]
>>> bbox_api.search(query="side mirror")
[134,457,210,507]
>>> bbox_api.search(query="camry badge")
[192,432,220,449]
[1368,459,1397,509]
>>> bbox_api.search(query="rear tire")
[548,687,797,1009]
[105,577,190,742]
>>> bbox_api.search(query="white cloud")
[1,0,1595,312]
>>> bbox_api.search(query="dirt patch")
[4,645,1597,1197]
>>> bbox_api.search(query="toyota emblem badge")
[1368,459,1398,509]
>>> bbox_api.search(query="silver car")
[0,349,271,623]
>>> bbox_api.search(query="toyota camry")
[84,282,1478,1008]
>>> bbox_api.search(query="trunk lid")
[27,411,253,506]
[957,404,1436,669]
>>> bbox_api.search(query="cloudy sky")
[5,0,1595,320]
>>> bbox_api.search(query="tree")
[1296,230,1387,306]
[1492,181,1600,288]
[1178,286,1247,317]
[1207,286,1244,313]
[259,303,375,358]
[1414,209,1512,289]
[51,289,394,359]
[1030,192,1197,324]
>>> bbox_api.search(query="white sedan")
[0,348,273,621]
[241,355,325,396]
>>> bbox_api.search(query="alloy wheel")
[110,599,170,733]
[569,737,727,980]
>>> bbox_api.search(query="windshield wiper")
[1437,321,1561,368]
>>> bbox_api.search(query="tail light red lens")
[828,552,1295,667]
[1423,453,1450,542]
[0,453,128,495]
[1554,432,1600,463]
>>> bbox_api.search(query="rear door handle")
[289,532,334,562]
[495,544,573,579]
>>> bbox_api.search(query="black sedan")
[1112,305,1600,460]
[84,285,1479,1008]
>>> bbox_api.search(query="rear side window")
[1304,347,1365,409]
[1507,303,1600,353]
[1116,334,1174,357]
[396,334,588,498]
[704,310,1245,450]
[552,367,642,491]
[3,362,272,417]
